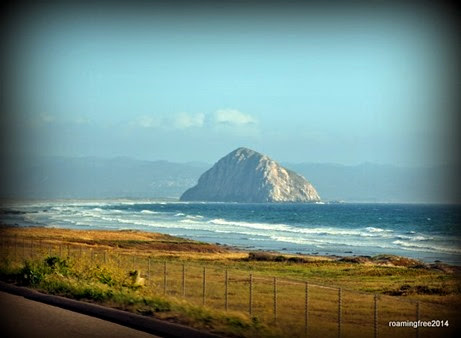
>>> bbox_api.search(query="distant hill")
[0,156,208,199]
[286,162,459,203]
[180,147,320,202]
[0,156,457,203]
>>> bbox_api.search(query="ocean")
[1,200,460,264]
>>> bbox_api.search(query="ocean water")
[1,200,460,264]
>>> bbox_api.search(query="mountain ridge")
[0,155,457,203]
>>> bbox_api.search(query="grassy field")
[0,225,460,337]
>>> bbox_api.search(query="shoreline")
[1,201,460,265]
[1,224,459,270]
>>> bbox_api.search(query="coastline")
[2,201,460,265]
[1,224,459,274]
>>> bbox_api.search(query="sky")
[1,1,459,167]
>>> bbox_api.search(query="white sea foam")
[179,219,202,224]
[392,240,461,254]
[34,206,439,245]
[7,200,459,263]
[141,210,158,214]
[186,215,203,219]
[411,236,431,241]
[269,235,311,245]
[365,227,393,233]
[214,230,232,234]
[268,234,390,249]
[208,218,291,232]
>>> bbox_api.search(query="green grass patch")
[0,255,266,337]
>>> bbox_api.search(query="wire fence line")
[0,236,457,338]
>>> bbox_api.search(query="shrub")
[44,256,70,275]
[248,252,274,261]
[97,270,115,286]
[20,261,45,286]
[248,252,306,263]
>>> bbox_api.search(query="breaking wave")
[3,200,460,264]
[141,210,158,214]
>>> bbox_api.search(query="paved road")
[0,291,159,338]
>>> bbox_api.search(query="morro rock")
[180,147,321,203]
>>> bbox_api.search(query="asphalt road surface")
[0,291,160,338]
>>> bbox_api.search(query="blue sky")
[2,2,458,166]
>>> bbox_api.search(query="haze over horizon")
[1,1,459,168]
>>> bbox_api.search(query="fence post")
[163,262,167,295]
[374,294,378,338]
[249,274,253,315]
[147,258,151,281]
[416,301,420,338]
[182,264,186,297]
[273,277,277,325]
[202,267,206,306]
[225,269,228,311]
[338,287,342,338]
[305,282,309,336]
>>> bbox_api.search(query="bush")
[44,256,70,275]
[15,256,72,287]
[20,261,45,286]
[97,270,115,286]
[248,252,306,263]
[248,252,274,261]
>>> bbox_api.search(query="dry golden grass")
[1,225,460,337]
[0,225,241,259]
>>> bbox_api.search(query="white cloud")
[135,115,161,128]
[214,109,256,126]
[133,109,255,130]
[173,112,205,129]
[133,112,204,130]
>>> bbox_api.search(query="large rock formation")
[180,147,321,202]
